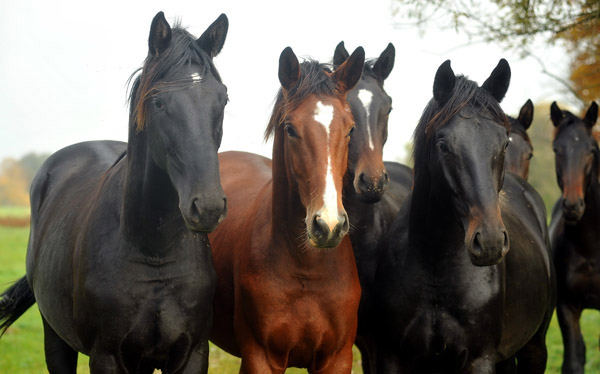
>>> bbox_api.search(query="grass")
[0,217,598,373]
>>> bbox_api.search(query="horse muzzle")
[466,220,510,266]
[182,193,228,233]
[354,169,389,203]
[306,211,349,248]
[562,197,585,224]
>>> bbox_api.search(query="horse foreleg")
[355,336,376,374]
[239,344,285,374]
[179,340,210,374]
[309,343,354,374]
[88,351,120,374]
[557,303,585,374]
[42,315,78,374]
[495,356,516,374]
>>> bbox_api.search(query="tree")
[392,0,600,105]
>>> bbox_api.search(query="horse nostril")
[312,215,329,239]
[337,212,349,235]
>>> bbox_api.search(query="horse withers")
[0,12,228,373]
[549,101,600,374]
[208,47,365,373]
[370,59,555,373]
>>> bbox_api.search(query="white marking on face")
[191,73,202,83]
[314,101,339,231]
[358,89,375,150]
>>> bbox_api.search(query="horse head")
[334,42,395,203]
[271,46,364,248]
[505,99,534,180]
[420,59,511,266]
[132,12,229,233]
[551,101,599,223]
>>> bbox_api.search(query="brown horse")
[208,46,365,373]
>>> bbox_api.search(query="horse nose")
[356,170,389,203]
[309,211,349,248]
[187,195,228,233]
[468,226,509,266]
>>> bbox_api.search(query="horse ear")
[333,41,350,68]
[583,101,598,128]
[373,43,395,81]
[278,47,301,92]
[433,60,455,104]
[332,46,365,94]
[197,14,229,58]
[149,12,172,56]
[550,101,563,127]
[518,99,534,130]
[482,59,511,102]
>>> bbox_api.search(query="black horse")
[0,12,228,373]
[333,41,413,374]
[505,99,534,180]
[369,59,555,373]
[549,101,599,374]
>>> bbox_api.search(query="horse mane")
[412,75,509,169]
[128,23,222,131]
[264,60,342,141]
[362,58,384,84]
[552,110,590,138]
[508,116,531,143]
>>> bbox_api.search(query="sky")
[0,0,573,163]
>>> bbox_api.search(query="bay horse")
[505,99,534,180]
[370,59,555,373]
[549,101,599,374]
[333,41,413,374]
[208,46,365,373]
[0,12,228,373]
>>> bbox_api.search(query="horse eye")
[348,126,355,137]
[437,141,449,153]
[503,142,509,151]
[152,98,164,110]
[388,107,393,115]
[527,153,534,160]
[285,124,298,138]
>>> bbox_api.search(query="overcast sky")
[0,0,572,163]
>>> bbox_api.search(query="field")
[0,207,598,373]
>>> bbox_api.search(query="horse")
[549,101,600,374]
[333,41,413,374]
[369,59,555,373]
[505,99,534,180]
[0,12,228,373]
[207,46,365,374]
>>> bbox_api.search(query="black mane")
[129,24,222,130]
[265,60,342,140]
[508,115,531,143]
[412,75,509,171]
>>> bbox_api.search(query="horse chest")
[239,273,358,364]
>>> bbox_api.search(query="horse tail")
[0,276,35,337]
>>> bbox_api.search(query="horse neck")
[408,172,465,262]
[121,125,183,248]
[581,160,600,224]
[270,133,306,247]
[343,182,375,230]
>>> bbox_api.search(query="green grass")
[0,206,29,218]
[0,224,598,373]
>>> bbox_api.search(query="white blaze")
[358,89,375,150]
[314,101,339,230]
[191,72,202,83]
